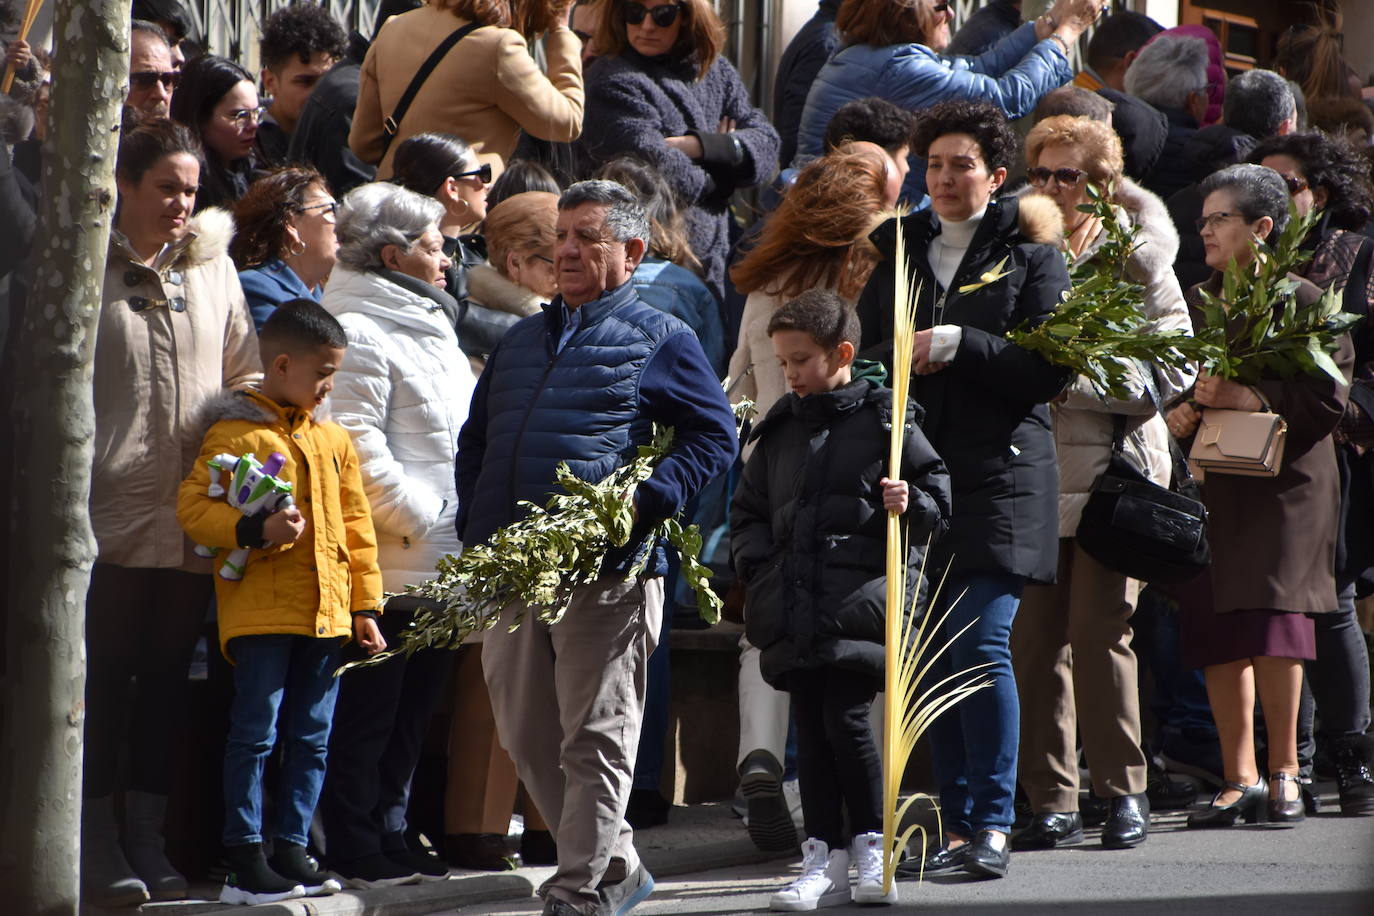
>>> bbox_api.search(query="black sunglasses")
[130,70,179,91]
[1027,166,1087,188]
[932,1,951,12]
[624,1,684,28]
[453,163,493,185]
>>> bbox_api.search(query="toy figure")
[193,452,296,581]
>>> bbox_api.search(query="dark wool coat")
[1184,274,1353,614]
[576,50,780,299]
[855,194,1071,584]
[731,375,951,688]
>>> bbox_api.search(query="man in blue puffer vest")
[455,180,738,916]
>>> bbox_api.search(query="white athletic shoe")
[769,838,851,911]
[851,832,898,905]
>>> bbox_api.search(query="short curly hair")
[1026,115,1125,196]
[823,96,917,156]
[1249,131,1374,231]
[260,2,348,72]
[230,166,328,270]
[910,99,1019,172]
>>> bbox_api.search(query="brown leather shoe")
[443,833,521,871]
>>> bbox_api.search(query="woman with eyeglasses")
[316,182,476,887]
[577,0,780,300]
[796,0,1104,205]
[1248,131,1374,817]
[1009,115,1195,855]
[231,166,340,330]
[391,132,519,368]
[854,100,1072,885]
[351,0,583,183]
[1164,163,1353,831]
[169,54,262,212]
[84,117,260,905]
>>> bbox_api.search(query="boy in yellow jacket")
[178,300,386,905]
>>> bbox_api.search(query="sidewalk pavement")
[103,803,784,916]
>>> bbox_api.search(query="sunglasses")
[1026,166,1087,187]
[932,1,951,12]
[130,69,179,91]
[453,163,493,185]
[624,2,684,28]
[1280,173,1309,195]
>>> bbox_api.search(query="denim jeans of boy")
[223,634,342,847]
[926,572,1024,837]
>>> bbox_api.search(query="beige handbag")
[1189,408,1288,478]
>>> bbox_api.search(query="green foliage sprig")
[1007,184,1207,399]
[1192,204,1359,385]
[338,424,721,674]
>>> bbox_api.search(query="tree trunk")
[0,3,130,911]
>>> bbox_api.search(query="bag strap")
[1112,362,1201,495]
[379,22,480,160]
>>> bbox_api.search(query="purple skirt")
[1173,568,1316,669]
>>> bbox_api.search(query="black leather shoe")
[1186,778,1267,829]
[963,830,1010,879]
[895,837,969,878]
[1011,812,1083,850]
[1267,773,1305,826]
[1101,794,1150,848]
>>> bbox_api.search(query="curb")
[146,873,534,916]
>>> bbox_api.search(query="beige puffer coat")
[92,208,262,569]
[1050,179,1197,535]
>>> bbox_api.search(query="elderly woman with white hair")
[316,181,475,888]
[1122,32,1212,200]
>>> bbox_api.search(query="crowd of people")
[3,0,1374,913]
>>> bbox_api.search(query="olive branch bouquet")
[338,408,749,674]
[1192,205,1358,385]
[1007,184,1206,399]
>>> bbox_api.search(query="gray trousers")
[483,575,664,912]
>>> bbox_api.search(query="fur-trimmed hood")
[1015,178,1178,283]
[1014,190,1065,246]
[109,206,235,270]
[192,388,331,445]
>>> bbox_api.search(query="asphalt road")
[453,803,1374,915]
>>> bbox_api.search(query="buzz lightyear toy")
[193,452,296,581]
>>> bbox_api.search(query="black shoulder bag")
[378,22,480,160]
[1075,370,1210,583]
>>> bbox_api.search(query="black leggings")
[790,667,883,848]
[84,563,212,798]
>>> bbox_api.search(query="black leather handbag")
[1076,412,1210,584]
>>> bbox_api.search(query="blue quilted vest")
[463,281,688,573]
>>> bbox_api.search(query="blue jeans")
[223,634,342,847]
[926,572,1023,836]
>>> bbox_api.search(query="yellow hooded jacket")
[177,388,383,661]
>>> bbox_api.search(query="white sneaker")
[770,838,851,911]
[851,832,898,905]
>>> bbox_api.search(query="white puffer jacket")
[1050,179,1198,535]
[322,266,476,593]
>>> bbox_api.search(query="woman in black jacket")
[857,100,1071,881]
[579,0,779,300]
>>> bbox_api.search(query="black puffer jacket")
[855,194,1071,584]
[732,373,951,688]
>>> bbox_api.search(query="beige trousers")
[1012,538,1147,812]
[482,575,664,913]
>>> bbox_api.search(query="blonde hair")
[1025,115,1125,195]
[483,191,559,278]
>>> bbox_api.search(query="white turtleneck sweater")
[926,204,988,363]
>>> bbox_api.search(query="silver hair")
[1198,163,1290,237]
[558,179,652,247]
[1123,34,1210,112]
[334,182,445,271]
[1224,70,1295,140]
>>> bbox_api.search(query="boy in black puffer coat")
[731,290,950,912]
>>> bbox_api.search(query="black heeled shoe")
[1186,778,1268,829]
[1267,773,1306,826]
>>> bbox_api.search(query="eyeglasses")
[624,1,684,28]
[297,200,338,218]
[225,106,266,129]
[931,1,951,12]
[532,253,555,265]
[130,70,179,91]
[452,163,493,185]
[1280,174,1309,195]
[1195,210,1246,232]
[1026,166,1087,188]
